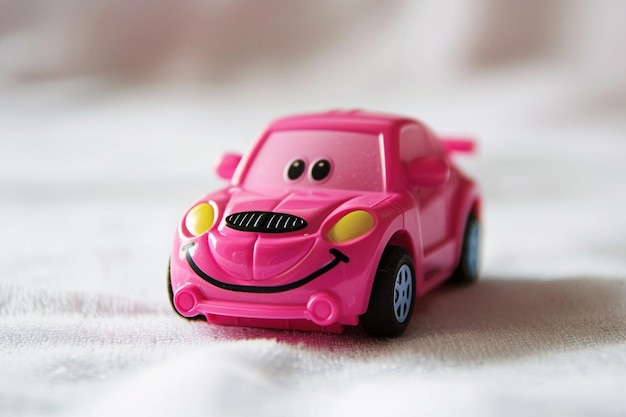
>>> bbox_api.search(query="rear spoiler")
[440,137,477,155]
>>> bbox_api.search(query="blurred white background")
[1,0,625,180]
[1,2,625,417]
[1,0,625,96]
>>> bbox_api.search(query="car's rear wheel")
[167,259,204,321]
[449,214,480,284]
[360,246,415,337]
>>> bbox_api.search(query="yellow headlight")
[327,210,374,243]
[185,202,215,236]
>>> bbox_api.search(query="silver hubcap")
[394,264,413,323]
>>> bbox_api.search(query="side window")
[400,125,441,162]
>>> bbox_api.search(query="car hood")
[222,188,361,229]
[203,187,391,281]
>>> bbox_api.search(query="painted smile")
[184,243,349,294]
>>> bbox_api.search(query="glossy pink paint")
[169,110,481,336]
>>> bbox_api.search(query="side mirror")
[406,156,450,188]
[215,153,242,180]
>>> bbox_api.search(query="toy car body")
[169,110,481,337]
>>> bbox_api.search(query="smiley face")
[184,242,350,293]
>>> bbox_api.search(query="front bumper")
[173,283,357,327]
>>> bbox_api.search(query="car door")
[399,125,450,254]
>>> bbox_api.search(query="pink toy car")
[168,110,481,337]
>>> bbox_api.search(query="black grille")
[225,211,307,233]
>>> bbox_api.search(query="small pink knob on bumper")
[306,292,340,326]
[174,286,203,317]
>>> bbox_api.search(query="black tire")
[167,258,204,321]
[449,214,480,285]
[360,246,416,337]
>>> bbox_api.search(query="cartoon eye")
[286,159,306,180]
[311,159,331,181]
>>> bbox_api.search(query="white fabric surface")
[1,66,625,416]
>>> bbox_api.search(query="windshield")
[243,130,384,192]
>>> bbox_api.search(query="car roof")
[268,110,419,133]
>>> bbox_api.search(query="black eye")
[311,159,331,181]
[287,159,306,180]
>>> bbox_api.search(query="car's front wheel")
[360,246,415,337]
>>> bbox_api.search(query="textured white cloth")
[1,68,625,417]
